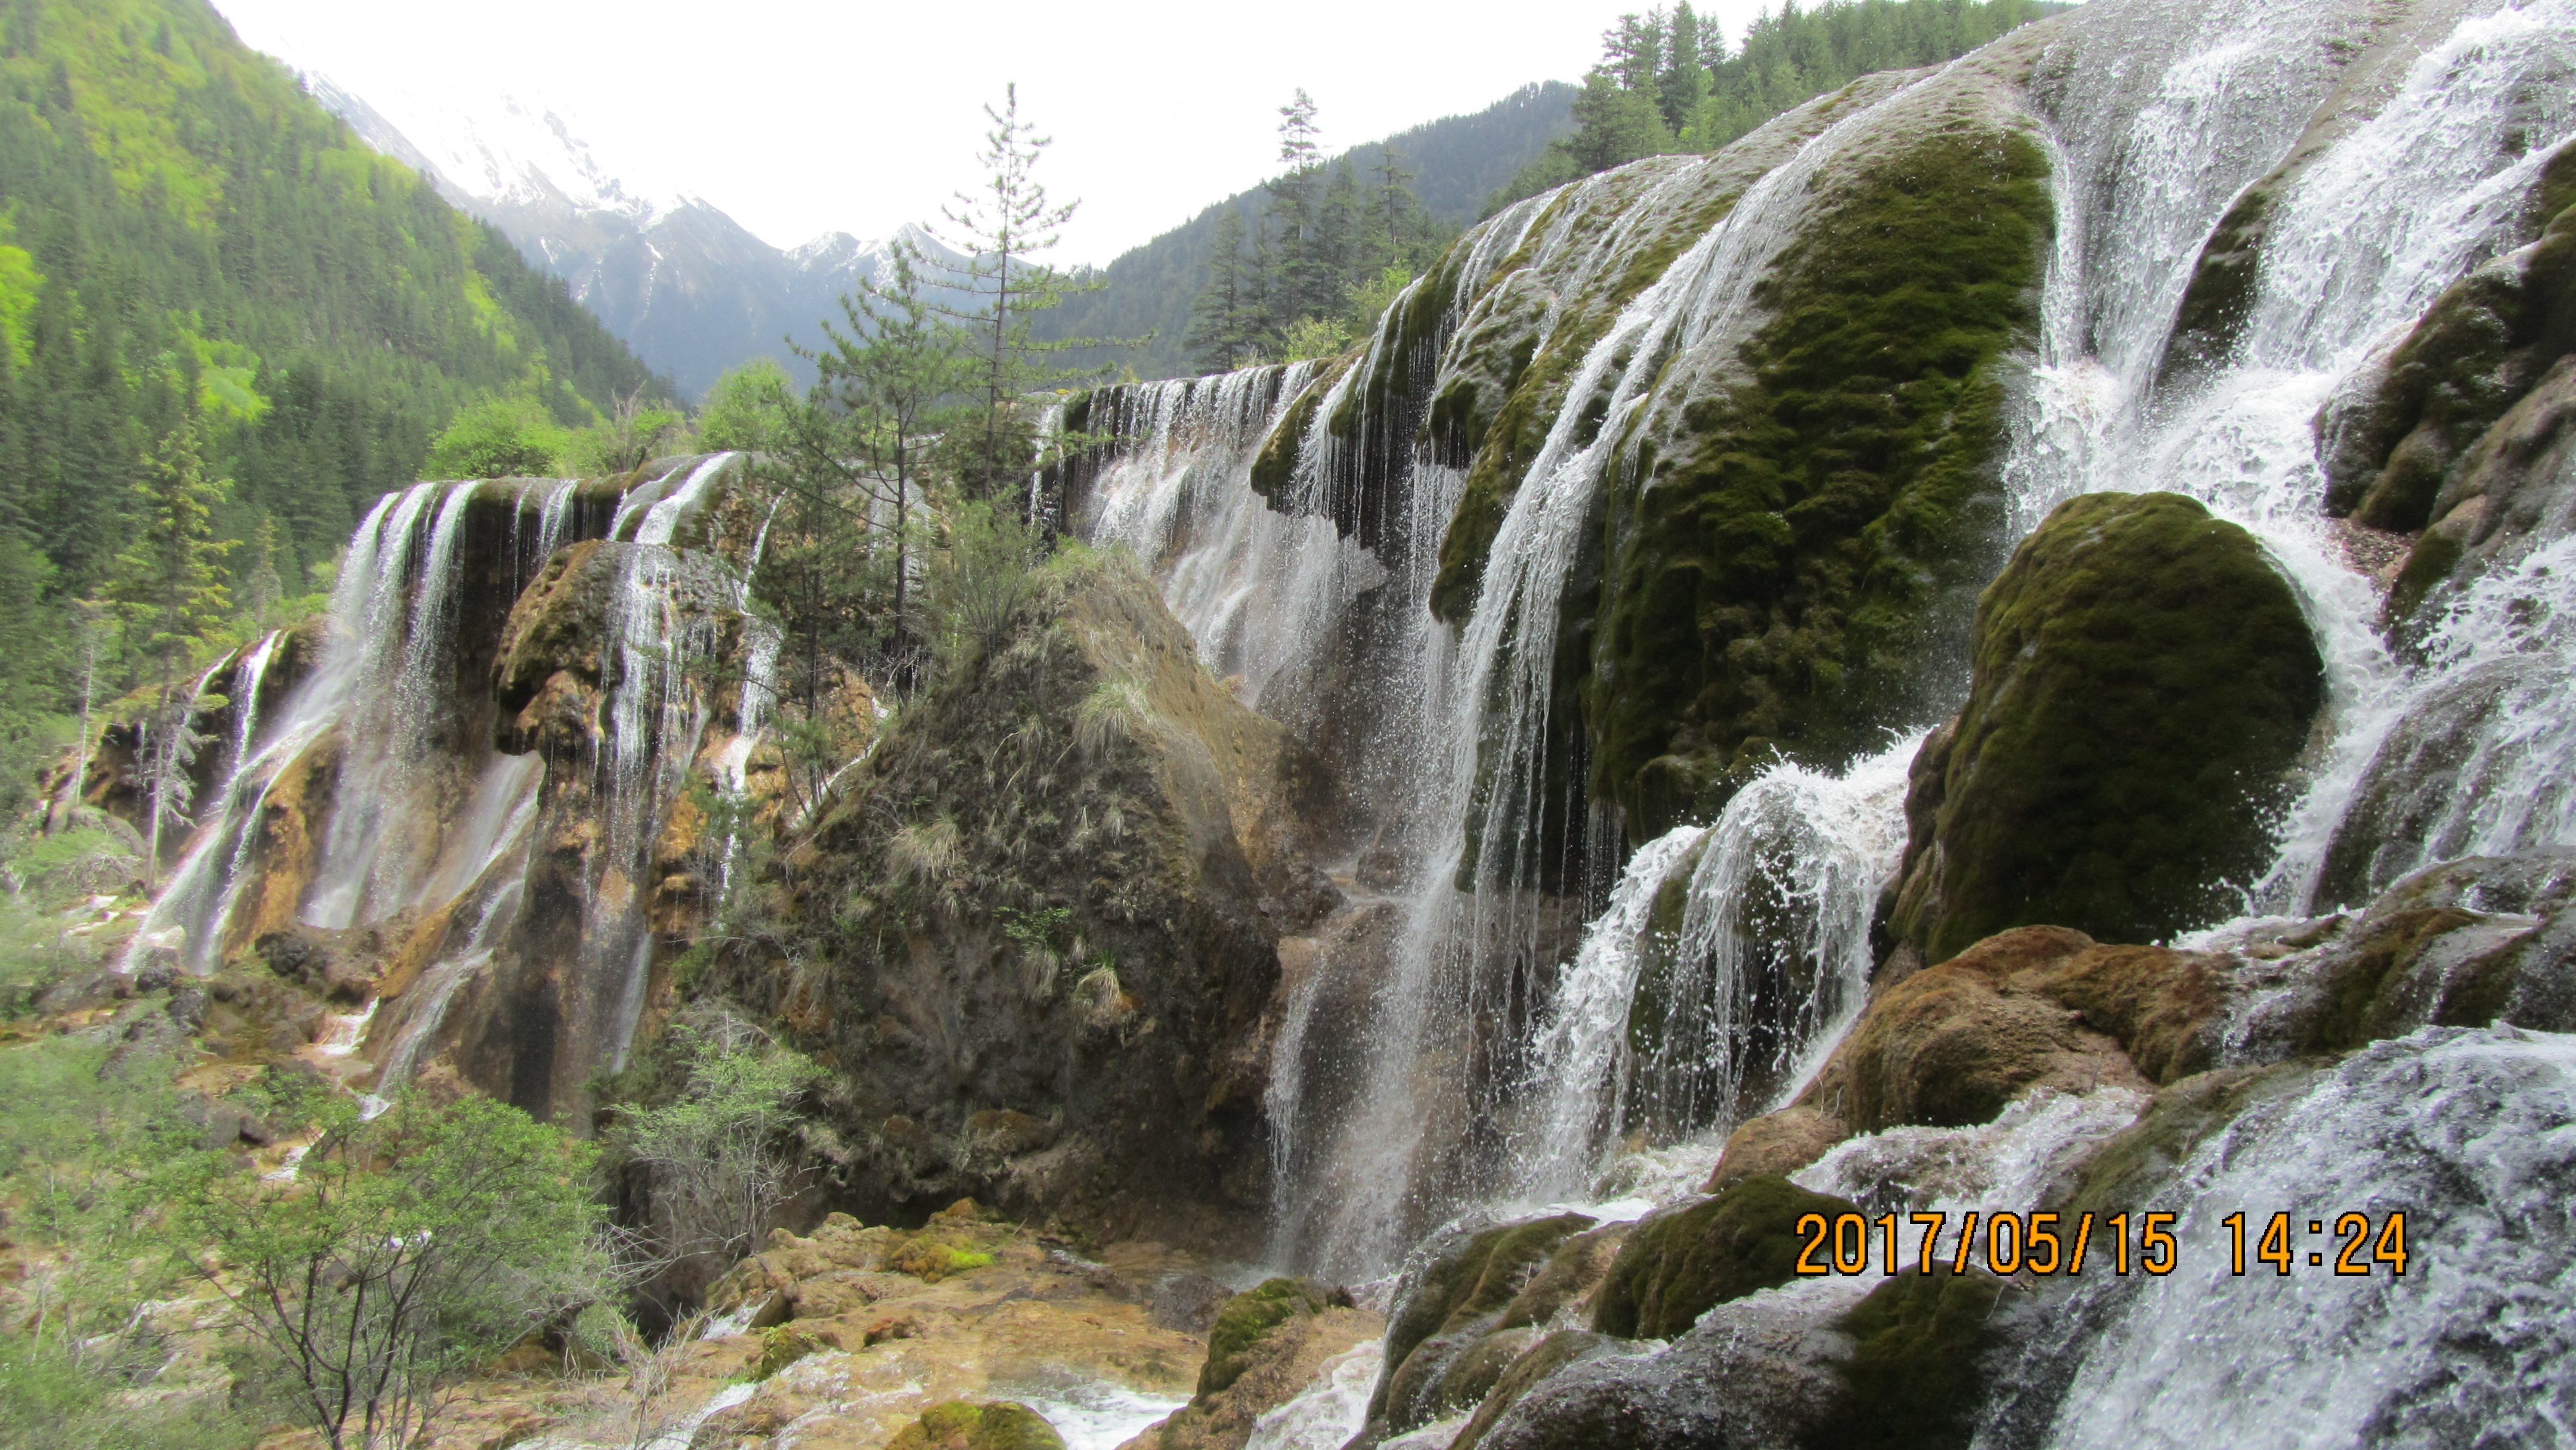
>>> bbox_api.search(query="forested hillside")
[0,0,661,588]
[1030,83,1575,380]
[0,0,663,795]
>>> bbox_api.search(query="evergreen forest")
[1488,0,2064,209]
[0,0,666,804]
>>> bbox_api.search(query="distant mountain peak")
[311,73,685,224]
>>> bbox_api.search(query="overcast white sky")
[209,0,1779,266]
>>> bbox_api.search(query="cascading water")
[1503,734,1919,1203]
[1066,0,2576,1328]
[122,454,781,1119]
[2008,0,2576,913]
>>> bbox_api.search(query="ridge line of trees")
[1489,0,2065,213]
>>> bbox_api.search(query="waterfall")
[1504,733,1919,1203]
[1280,85,1926,1278]
[2035,1027,2576,1446]
[1056,0,2576,1293]
[2007,0,2576,912]
[116,455,775,1116]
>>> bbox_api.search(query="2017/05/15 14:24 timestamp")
[1791,1209,2411,1278]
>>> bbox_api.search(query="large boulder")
[713,551,1333,1247]
[1701,927,2225,1187]
[1886,492,2325,960]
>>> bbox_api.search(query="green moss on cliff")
[1590,126,2052,839]
[1591,1174,1859,1339]
[1895,492,2324,959]
[1431,173,1742,625]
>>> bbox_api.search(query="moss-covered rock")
[1590,1175,1858,1340]
[1587,123,2050,838]
[2377,348,2576,635]
[1808,1272,2022,1450]
[1795,927,2153,1133]
[1154,1290,1378,1450]
[1198,1278,1333,1399]
[1449,1331,1623,1450]
[701,550,1331,1243]
[1886,492,2324,959]
[887,1401,1067,1450]
[2054,1060,2324,1220]
[2318,142,2576,532]
[1370,1212,1599,1429]
[2228,850,2576,1060]
[742,1324,832,1382]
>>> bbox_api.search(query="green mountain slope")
[0,0,664,593]
[1032,82,1577,382]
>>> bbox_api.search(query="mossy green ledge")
[1587,121,2053,839]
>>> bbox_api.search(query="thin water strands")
[1505,736,1918,1203]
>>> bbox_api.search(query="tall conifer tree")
[107,414,233,884]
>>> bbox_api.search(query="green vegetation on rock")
[1200,1278,1332,1399]
[1812,1272,2019,1450]
[1589,125,2052,836]
[1888,492,2325,958]
[1592,1174,1859,1339]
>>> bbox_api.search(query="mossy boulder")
[1591,1175,1858,1340]
[1155,1285,1377,1450]
[1809,1272,2023,1450]
[1886,492,2324,960]
[2227,850,2576,1061]
[1198,1278,1333,1399]
[701,552,1329,1241]
[742,1324,831,1382]
[1449,1331,1623,1450]
[2054,1061,2324,1220]
[887,1401,1067,1450]
[2377,351,2576,635]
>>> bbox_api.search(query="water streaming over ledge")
[1065,0,2576,1291]
[124,455,783,1117]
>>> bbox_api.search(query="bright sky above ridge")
[209,0,1779,266]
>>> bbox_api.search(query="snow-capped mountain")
[314,76,954,398]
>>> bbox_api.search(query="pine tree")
[241,513,284,625]
[1660,3,1712,132]
[804,243,967,692]
[1265,90,1329,327]
[927,84,1107,501]
[107,414,234,885]
[1371,145,1420,265]
[1603,11,1666,91]
[1185,207,1260,373]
